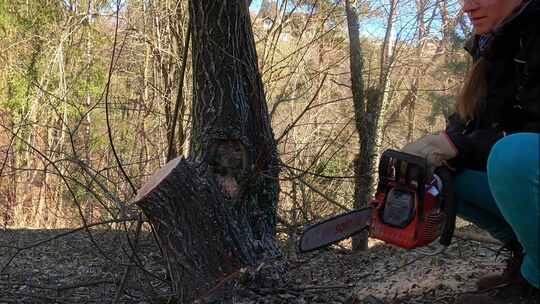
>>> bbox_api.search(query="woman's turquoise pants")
[454,132,539,288]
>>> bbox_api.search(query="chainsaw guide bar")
[297,207,372,253]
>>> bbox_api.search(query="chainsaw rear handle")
[434,166,456,247]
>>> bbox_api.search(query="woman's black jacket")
[445,0,540,171]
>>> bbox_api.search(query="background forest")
[0,1,491,303]
[0,0,469,231]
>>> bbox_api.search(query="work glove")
[402,133,458,168]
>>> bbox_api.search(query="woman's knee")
[487,133,540,185]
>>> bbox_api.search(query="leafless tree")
[134,1,282,301]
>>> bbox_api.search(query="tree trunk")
[135,1,281,302]
[378,0,398,87]
[345,0,368,251]
[406,0,428,143]
[347,0,397,251]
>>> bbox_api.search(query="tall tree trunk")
[406,0,428,143]
[378,0,398,87]
[345,0,368,251]
[83,0,94,223]
[406,79,418,142]
[135,1,281,302]
[361,0,397,226]
[347,0,397,251]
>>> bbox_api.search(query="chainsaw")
[298,149,457,254]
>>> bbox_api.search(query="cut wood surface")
[133,158,182,203]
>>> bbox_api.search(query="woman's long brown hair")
[456,58,488,120]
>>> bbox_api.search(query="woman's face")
[462,0,523,34]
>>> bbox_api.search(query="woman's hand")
[402,133,458,167]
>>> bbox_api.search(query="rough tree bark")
[347,0,396,251]
[345,0,368,251]
[134,1,281,302]
[406,0,428,143]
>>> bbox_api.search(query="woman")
[403,0,539,303]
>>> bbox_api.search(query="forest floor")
[0,221,518,304]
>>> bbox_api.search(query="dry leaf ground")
[0,222,513,304]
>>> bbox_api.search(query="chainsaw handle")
[435,166,456,247]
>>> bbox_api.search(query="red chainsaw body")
[369,180,444,249]
[297,149,456,254]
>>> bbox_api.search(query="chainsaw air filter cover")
[382,188,415,228]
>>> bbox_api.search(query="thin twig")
[280,162,356,180]
[167,12,192,162]
[275,73,328,144]
[296,176,351,212]
[0,122,121,267]
[258,284,355,293]
[113,216,144,304]
[24,279,115,292]
[104,0,137,194]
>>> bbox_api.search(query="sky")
[250,0,263,10]
[248,0,387,38]
[249,0,466,42]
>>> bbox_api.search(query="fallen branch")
[113,217,143,304]
[24,279,115,292]
[257,284,355,294]
[453,230,502,246]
